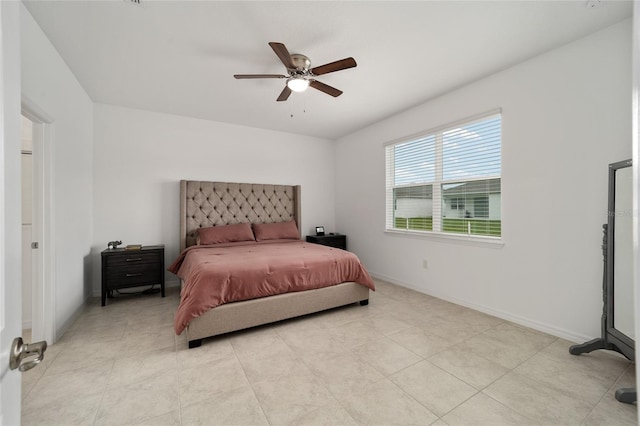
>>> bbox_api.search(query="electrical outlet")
[422,259,428,269]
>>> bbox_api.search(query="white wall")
[335,20,632,342]
[21,4,94,338]
[92,104,336,294]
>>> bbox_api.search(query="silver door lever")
[10,337,47,372]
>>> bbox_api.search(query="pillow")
[197,223,255,245]
[253,220,300,241]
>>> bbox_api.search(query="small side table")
[306,234,347,250]
[101,245,165,306]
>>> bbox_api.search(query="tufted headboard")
[180,180,302,251]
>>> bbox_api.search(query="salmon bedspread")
[168,240,375,334]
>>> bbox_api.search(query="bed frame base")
[185,281,369,348]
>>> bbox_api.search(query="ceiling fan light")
[287,78,309,92]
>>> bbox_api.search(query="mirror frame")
[606,158,635,360]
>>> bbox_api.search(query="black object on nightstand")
[101,245,165,306]
[306,234,347,250]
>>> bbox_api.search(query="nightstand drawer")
[105,251,161,267]
[306,234,347,250]
[106,262,160,280]
[106,264,161,288]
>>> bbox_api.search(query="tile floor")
[21,280,637,425]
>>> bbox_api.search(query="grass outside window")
[394,217,501,237]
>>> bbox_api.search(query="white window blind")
[385,112,502,238]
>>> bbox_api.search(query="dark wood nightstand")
[101,245,165,306]
[306,234,347,250]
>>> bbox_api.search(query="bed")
[170,180,374,348]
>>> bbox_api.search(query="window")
[450,197,465,210]
[474,196,489,218]
[385,112,501,238]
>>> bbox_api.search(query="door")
[1,1,23,424]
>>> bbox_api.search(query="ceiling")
[23,1,632,140]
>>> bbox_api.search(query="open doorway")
[21,101,55,346]
[20,115,34,342]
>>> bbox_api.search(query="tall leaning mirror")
[612,161,634,350]
[570,159,635,404]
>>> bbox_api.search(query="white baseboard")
[55,297,87,343]
[369,271,595,344]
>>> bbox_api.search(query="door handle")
[9,337,47,372]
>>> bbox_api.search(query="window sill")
[384,228,504,248]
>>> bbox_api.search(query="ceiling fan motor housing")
[290,54,311,72]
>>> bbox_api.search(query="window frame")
[384,109,503,245]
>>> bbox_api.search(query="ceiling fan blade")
[309,80,343,97]
[311,57,357,76]
[277,86,292,102]
[269,42,296,70]
[234,74,286,79]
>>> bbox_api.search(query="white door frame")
[21,96,56,345]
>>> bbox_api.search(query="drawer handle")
[126,258,143,262]
[125,273,143,277]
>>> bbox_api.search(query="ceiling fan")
[234,42,357,102]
